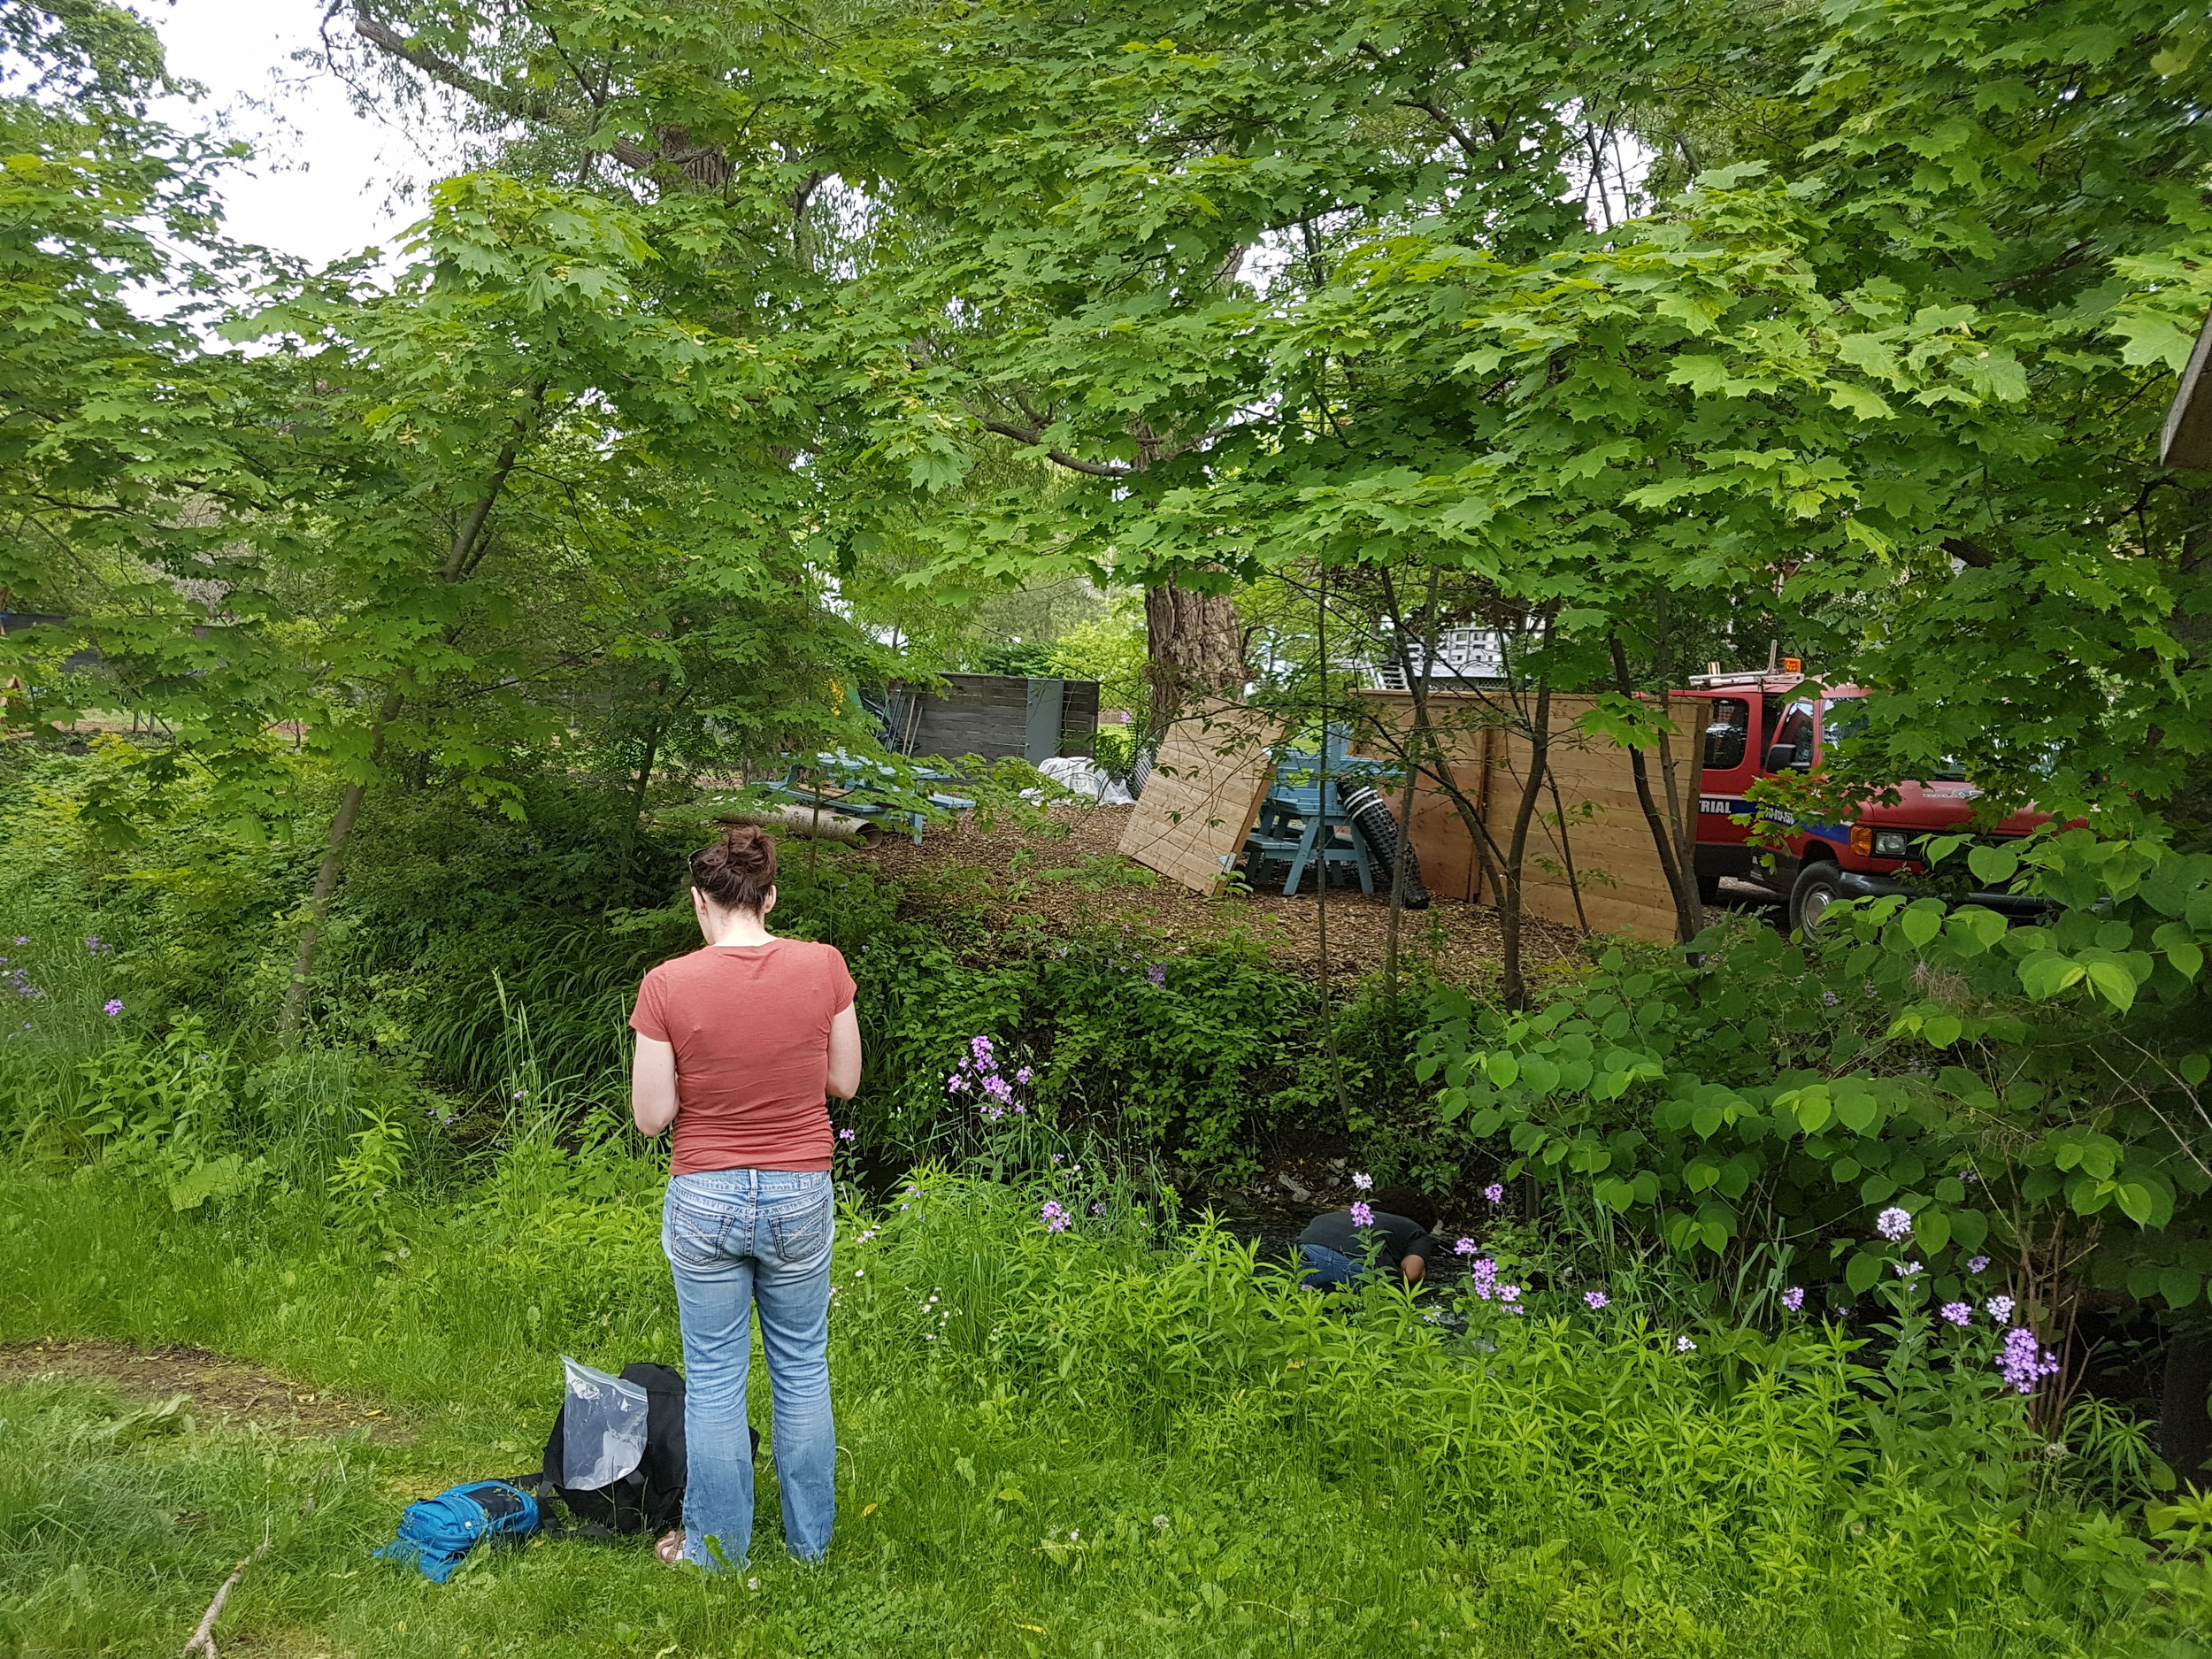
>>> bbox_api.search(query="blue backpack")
[375,1480,540,1583]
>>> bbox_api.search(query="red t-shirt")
[629,939,856,1175]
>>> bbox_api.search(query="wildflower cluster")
[6,957,42,1001]
[1348,1201,1373,1227]
[1482,1183,1505,1204]
[1998,1326,2062,1394]
[946,1035,1034,1123]
[1464,1256,1524,1311]
[919,1287,951,1342]
[1780,1286,1806,1313]
[1040,1200,1070,1233]
[1875,1206,1913,1241]
[1583,1290,1609,1310]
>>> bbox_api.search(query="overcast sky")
[143,0,454,268]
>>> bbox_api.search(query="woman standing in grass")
[630,825,862,1571]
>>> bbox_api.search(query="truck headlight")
[1871,830,1914,859]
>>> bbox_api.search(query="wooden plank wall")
[1355,691,1701,942]
[1117,701,1278,895]
[1059,680,1100,756]
[904,674,1098,762]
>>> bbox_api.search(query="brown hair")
[691,823,778,913]
[1371,1186,1445,1231]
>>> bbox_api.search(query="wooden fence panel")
[1118,702,1279,895]
[1354,690,1701,943]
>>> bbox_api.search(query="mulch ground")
[0,1340,406,1440]
[847,801,1594,984]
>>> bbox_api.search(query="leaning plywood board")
[1118,702,1278,894]
[1355,690,1701,942]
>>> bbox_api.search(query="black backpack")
[535,1361,690,1536]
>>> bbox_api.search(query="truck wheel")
[1696,870,1724,906]
[1788,860,1847,941]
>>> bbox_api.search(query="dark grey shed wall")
[898,674,1098,762]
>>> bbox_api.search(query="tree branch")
[351,12,658,172]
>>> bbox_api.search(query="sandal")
[655,1529,686,1566]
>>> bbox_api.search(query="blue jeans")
[1299,1243,1361,1288]
[662,1169,836,1570]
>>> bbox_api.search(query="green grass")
[0,1148,2198,1659]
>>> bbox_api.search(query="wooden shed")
[890,674,1099,763]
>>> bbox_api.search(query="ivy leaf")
[1924,1013,1962,1048]
[2084,960,2139,1013]
[1899,905,1943,948]
[1965,843,2019,886]
[2017,952,2086,1000]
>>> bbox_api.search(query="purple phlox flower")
[947,1072,969,1092]
[1349,1201,1374,1227]
[1145,964,1165,986]
[84,936,100,952]
[12,937,25,946]
[101,999,123,1017]
[513,1089,526,1100]
[1482,1183,1506,1204]
[1966,1256,1991,1275]
[1468,1258,1499,1299]
[1780,1286,1805,1313]
[1676,1335,1697,1353]
[1875,1206,1913,1241]
[983,1075,1013,1102]
[1892,1260,1924,1278]
[1997,1326,2061,1394]
[1012,1103,1026,1114]
[1016,1067,1033,1083]
[1496,1283,1521,1303]
[1050,1154,1063,1164]
[972,1034,995,1058]
[838,1127,856,1141]
[1584,1290,1609,1310]
[1985,1294,2016,1323]
[1351,1171,1373,1192]
[1454,1237,1477,1256]
[1040,1200,1070,1233]
[1820,990,1840,1006]
[1961,1169,1981,1184]
[1091,1202,1107,1216]
[1939,1302,1972,1327]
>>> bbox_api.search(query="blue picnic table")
[1240,730,1398,897]
[770,750,975,844]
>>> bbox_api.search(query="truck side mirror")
[1763,742,1797,772]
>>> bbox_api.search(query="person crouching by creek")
[630,825,862,1571]
[1296,1187,1441,1288]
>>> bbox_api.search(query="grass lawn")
[0,1155,2184,1658]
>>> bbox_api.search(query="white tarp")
[1036,755,1136,806]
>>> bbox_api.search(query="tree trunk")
[2162,1323,2212,1489]
[1144,577,1245,733]
[1610,634,1704,944]
[276,685,403,1044]
[274,389,544,1046]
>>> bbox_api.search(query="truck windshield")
[1821,696,1968,781]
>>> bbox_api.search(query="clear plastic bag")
[559,1356,649,1491]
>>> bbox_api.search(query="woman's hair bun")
[691,823,778,913]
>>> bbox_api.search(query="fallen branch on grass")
[181,1489,313,1659]
[180,1537,267,1658]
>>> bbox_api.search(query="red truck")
[1672,671,2047,936]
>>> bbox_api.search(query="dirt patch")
[0,1340,406,1440]
[850,802,1592,984]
